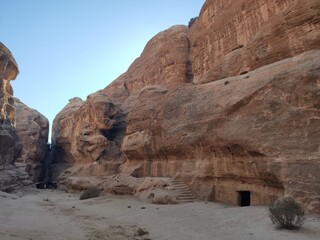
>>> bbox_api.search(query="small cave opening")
[238,191,251,207]
[240,71,248,75]
[101,128,117,141]
[100,114,126,142]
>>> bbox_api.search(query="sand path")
[0,190,319,240]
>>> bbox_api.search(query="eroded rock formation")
[0,43,18,126]
[52,0,320,212]
[15,98,49,182]
[0,42,29,191]
[100,25,192,108]
[52,95,126,178]
[189,0,320,84]
[0,43,21,169]
[122,51,320,210]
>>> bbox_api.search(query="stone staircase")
[170,179,196,203]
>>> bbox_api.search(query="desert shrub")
[79,187,100,200]
[269,196,308,229]
[134,227,149,237]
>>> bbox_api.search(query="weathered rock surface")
[52,26,191,173]
[0,42,28,191]
[0,42,19,125]
[189,0,320,84]
[100,25,191,108]
[0,42,21,169]
[52,0,320,212]
[63,175,179,204]
[0,121,22,168]
[52,95,126,177]
[122,51,320,211]
[14,98,49,182]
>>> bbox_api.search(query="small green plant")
[269,196,308,229]
[79,187,101,200]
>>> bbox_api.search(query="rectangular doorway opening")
[238,191,251,207]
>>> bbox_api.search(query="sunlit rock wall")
[52,0,320,212]
[189,0,320,83]
[15,98,49,182]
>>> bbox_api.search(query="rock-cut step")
[170,179,196,203]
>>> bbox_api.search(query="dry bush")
[269,196,308,229]
[79,187,101,200]
[134,227,149,237]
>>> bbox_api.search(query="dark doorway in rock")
[238,191,251,207]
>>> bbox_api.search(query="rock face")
[189,0,320,84]
[0,42,21,169]
[122,51,320,210]
[52,95,126,177]
[0,121,22,168]
[100,25,192,108]
[52,26,190,178]
[0,42,29,191]
[0,43,19,126]
[52,0,320,212]
[15,98,49,182]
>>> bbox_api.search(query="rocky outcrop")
[15,98,49,182]
[52,26,192,177]
[0,42,28,191]
[100,25,192,108]
[0,42,19,126]
[0,42,21,169]
[52,0,320,212]
[52,95,126,177]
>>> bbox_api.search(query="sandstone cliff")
[52,95,126,179]
[0,42,21,169]
[189,0,320,84]
[0,42,30,191]
[15,98,49,182]
[52,0,320,212]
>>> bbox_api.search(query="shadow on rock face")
[0,120,22,168]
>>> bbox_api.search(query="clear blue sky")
[0,0,204,132]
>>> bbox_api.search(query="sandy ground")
[0,190,319,240]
